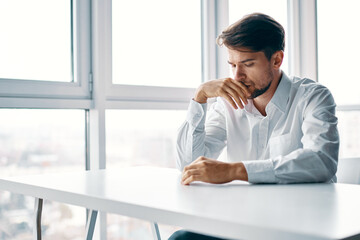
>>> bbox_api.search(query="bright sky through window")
[0,0,72,82]
[112,0,202,88]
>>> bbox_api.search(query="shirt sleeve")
[242,87,339,183]
[176,99,227,170]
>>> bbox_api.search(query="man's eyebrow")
[227,59,255,64]
[240,59,255,63]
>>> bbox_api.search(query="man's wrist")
[230,162,248,182]
[194,86,208,104]
[194,94,207,104]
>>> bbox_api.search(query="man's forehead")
[227,48,263,61]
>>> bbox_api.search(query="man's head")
[216,13,285,61]
[217,13,285,100]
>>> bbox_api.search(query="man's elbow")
[317,154,338,183]
[324,162,338,182]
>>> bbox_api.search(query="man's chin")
[249,90,264,99]
[250,81,272,99]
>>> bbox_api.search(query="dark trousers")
[168,230,227,240]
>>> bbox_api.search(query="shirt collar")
[266,71,291,114]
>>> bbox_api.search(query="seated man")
[169,13,339,240]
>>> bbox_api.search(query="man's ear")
[272,51,284,69]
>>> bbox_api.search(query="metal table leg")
[151,222,161,240]
[34,198,43,240]
[86,210,98,240]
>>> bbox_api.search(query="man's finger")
[219,90,239,109]
[182,169,201,183]
[226,82,249,105]
[233,80,252,98]
[184,162,201,170]
[193,156,208,163]
[222,85,245,109]
[182,174,201,185]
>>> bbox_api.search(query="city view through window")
[0,109,85,239]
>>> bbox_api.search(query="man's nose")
[234,67,246,81]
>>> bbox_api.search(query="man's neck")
[253,71,282,116]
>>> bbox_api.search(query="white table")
[1,166,360,240]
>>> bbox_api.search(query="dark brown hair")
[216,13,285,60]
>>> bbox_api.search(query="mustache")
[240,81,252,88]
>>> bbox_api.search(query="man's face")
[227,48,275,99]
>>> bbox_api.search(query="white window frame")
[104,0,204,110]
[287,0,318,80]
[0,0,92,108]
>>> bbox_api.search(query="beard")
[248,67,274,99]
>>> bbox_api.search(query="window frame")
[0,0,92,104]
[105,0,204,108]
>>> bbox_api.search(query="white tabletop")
[1,166,360,240]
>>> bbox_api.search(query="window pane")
[106,109,185,239]
[0,109,85,239]
[317,0,360,105]
[337,111,360,158]
[112,0,202,88]
[106,109,186,168]
[228,0,289,74]
[0,0,72,82]
[107,214,181,240]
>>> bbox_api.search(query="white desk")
[1,166,360,240]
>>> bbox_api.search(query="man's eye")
[244,63,254,67]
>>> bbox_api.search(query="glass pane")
[112,0,202,88]
[106,109,186,168]
[107,214,181,240]
[337,111,360,158]
[0,109,86,239]
[106,109,186,239]
[228,0,289,74]
[317,0,360,105]
[0,0,72,82]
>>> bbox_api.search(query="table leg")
[150,222,161,240]
[33,198,43,240]
[85,210,98,240]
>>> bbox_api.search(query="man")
[169,13,339,240]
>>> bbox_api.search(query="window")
[0,109,86,239]
[317,0,360,158]
[105,1,202,237]
[0,0,72,82]
[112,0,202,88]
[337,111,360,158]
[0,0,91,100]
[106,109,186,239]
[317,0,360,105]
[106,109,186,168]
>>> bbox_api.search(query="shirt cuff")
[186,99,207,128]
[242,160,277,183]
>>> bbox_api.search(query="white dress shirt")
[176,73,339,183]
